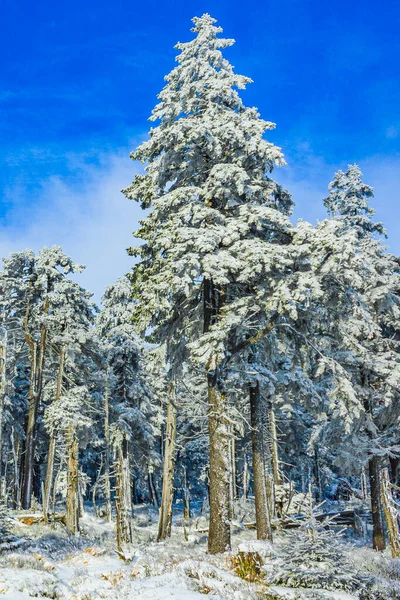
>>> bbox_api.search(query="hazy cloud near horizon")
[0,150,142,302]
[0,148,399,304]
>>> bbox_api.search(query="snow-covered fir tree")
[97,277,157,545]
[122,13,301,552]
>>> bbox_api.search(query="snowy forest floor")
[0,503,399,600]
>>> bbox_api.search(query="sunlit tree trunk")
[157,390,177,541]
[381,467,400,557]
[115,434,132,551]
[43,347,65,521]
[204,278,231,554]
[65,425,79,535]
[250,382,272,541]
[103,368,112,522]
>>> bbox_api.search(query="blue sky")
[1,0,399,299]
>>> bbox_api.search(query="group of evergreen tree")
[0,14,399,557]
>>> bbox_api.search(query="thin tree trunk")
[43,347,65,521]
[148,471,159,507]
[381,467,400,557]
[92,454,103,518]
[269,407,282,485]
[250,382,272,541]
[204,278,231,554]
[361,466,368,501]
[0,329,7,481]
[11,430,20,509]
[65,425,79,535]
[389,457,400,488]
[103,368,112,522]
[157,391,177,541]
[43,436,56,522]
[314,447,322,502]
[115,435,132,551]
[182,465,190,520]
[21,338,37,509]
[22,300,49,509]
[242,452,249,499]
[229,429,237,514]
[369,455,385,551]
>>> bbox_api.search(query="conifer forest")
[1,13,400,600]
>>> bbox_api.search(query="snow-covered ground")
[0,505,398,599]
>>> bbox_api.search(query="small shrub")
[229,550,264,583]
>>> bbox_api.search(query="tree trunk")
[21,339,38,509]
[390,457,400,488]
[207,375,231,553]
[103,369,112,523]
[11,430,20,509]
[0,329,7,481]
[361,466,368,501]
[269,408,282,485]
[43,347,65,521]
[157,392,177,541]
[204,278,231,554]
[21,300,49,510]
[250,382,272,541]
[369,455,385,551]
[115,435,132,551]
[43,436,56,522]
[228,428,237,519]
[148,471,159,507]
[65,425,79,535]
[182,466,191,520]
[314,447,322,502]
[381,467,400,557]
[242,452,249,499]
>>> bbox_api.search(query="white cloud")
[0,149,142,303]
[1,146,398,307]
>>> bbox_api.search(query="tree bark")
[242,452,249,499]
[250,382,273,541]
[269,408,282,486]
[65,425,79,535]
[208,374,231,553]
[103,368,112,523]
[228,429,237,519]
[21,300,49,509]
[182,465,191,520]
[389,457,400,488]
[204,278,231,554]
[11,430,20,509]
[381,467,400,557]
[115,435,132,551]
[157,391,177,541]
[0,329,7,481]
[361,466,368,501]
[314,447,322,502]
[369,455,385,551]
[43,347,65,521]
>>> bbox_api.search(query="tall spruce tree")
[319,165,400,550]
[123,14,294,553]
